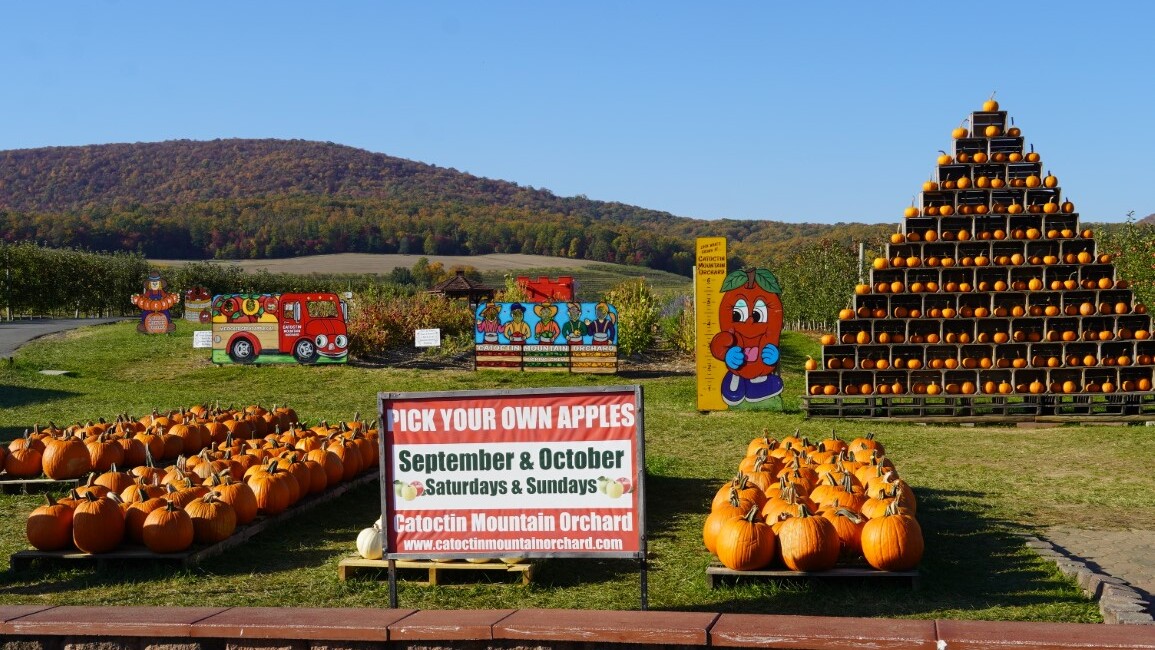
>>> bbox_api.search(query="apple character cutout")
[709,267,785,406]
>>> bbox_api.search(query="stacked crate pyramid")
[804,98,1155,420]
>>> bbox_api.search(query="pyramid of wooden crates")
[804,98,1155,420]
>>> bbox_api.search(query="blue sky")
[2,2,1151,224]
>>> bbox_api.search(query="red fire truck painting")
[210,292,349,365]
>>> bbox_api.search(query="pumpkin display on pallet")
[18,404,379,556]
[703,430,922,573]
[805,98,1155,419]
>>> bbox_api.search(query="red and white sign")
[378,385,645,559]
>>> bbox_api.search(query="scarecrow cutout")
[130,271,180,334]
[708,268,785,406]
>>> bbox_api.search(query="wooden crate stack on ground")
[805,98,1155,420]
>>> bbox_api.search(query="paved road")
[0,318,129,359]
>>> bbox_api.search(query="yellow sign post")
[695,238,728,411]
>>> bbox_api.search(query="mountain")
[0,139,893,274]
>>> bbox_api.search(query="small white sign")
[192,330,214,349]
[414,328,441,348]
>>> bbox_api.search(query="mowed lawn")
[1,319,1149,621]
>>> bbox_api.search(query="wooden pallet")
[803,392,1155,422]
[338,557,535,585]
[10,469,379,570]
[0,477,79,494]
[705,563,919,589]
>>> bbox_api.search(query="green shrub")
[603,278,661,357]
[347,291,474,359]
[659,294,695,354]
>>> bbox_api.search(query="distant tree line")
[0,139,896,278]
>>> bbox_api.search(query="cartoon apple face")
[714,269,784,380]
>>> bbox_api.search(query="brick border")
[5,606,1155,649]
[1025,535,1155,625]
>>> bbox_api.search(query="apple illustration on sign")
[395,480,425,501]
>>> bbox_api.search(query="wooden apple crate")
[804,103,1155,423]
[338,557,535,586]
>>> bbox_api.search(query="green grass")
[2,320,1143,621]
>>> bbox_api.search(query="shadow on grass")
[530,473,714,589]
[0,386,78,411]
[678,487,1097,618]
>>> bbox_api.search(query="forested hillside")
[0,139,894,274]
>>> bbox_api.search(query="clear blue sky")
[2,2,1151,225]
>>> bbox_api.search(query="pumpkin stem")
[833,508,865,524]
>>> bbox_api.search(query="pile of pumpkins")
[703,430,923,572]
[19,404,379,555]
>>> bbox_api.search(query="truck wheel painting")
[211,292,349,365]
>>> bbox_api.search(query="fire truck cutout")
[210,292,349,365]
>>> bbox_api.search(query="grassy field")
[2,319,1149,620]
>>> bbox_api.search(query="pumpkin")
[705,490,748,553]
[123,492,168,545]
[715,507,776,571]
[5,437,44,479]
[776,504,840,571]
[42,435,92,480]
[185,492,237,544]
[247,463,296,515]
[861,501,924,571]
[26,494,75,551]
[72,492,125,554]
[85,433,125,473]
[357,524,384,560]
[142,499,195,553]
[820,508,866,560]
[207,473,259,525]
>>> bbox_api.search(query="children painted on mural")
[533,302,561,344]
[502,303,531,343]
[585,301,617,345]
[476,302,502,343]
[562,302,587,344]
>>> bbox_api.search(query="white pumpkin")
[356,526,383,559]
